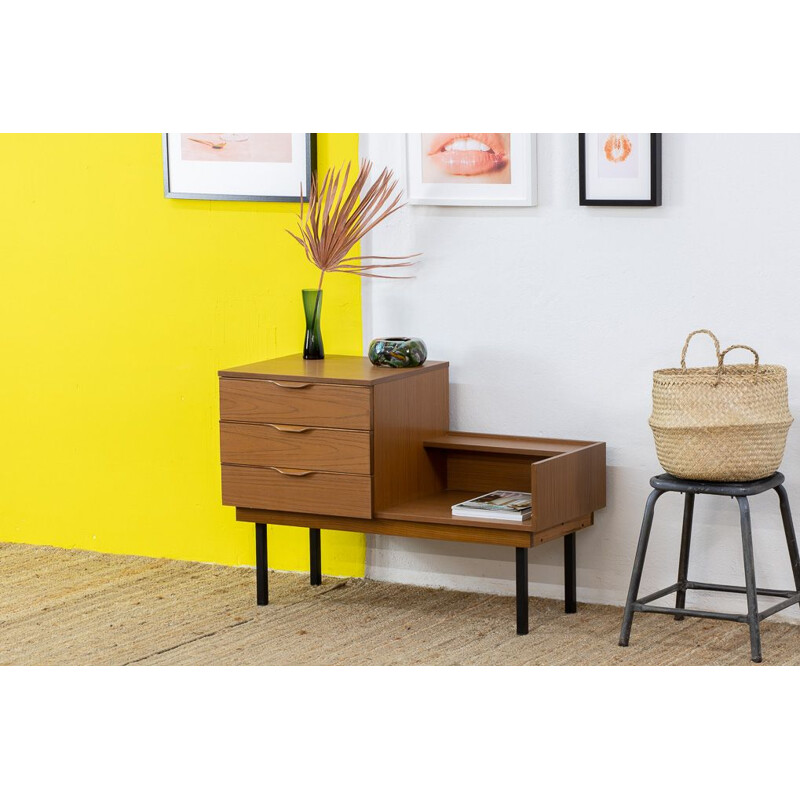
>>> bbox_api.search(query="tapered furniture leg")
[619,489,664,646]
[737,496,762,663]
[674,492,695,621]
[256,522,268,606]
[309,527,322,586]
[516,547,529,635]
[564,532,577,614]
[775,484,800,592]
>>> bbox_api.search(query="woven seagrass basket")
[649,329,793,481]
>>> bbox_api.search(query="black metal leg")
[619,489,664,646]
[516,547,529,635]
[255,523,268,606]
[564,532,577,614]
[309,527,322,586]
[775,484,800,593]
[737,496,762,663]
[674,492,695,621]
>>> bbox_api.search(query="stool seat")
[619,471,800,663]
[650,472,784,497]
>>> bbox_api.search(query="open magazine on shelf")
[451,490,532,522]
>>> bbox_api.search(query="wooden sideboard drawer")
[221,465,372,518]
[220,422,371,474]
[220,378,371,430]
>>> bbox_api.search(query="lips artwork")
[603,134,633,163]
[422,133,511,184]
[596,133,640,179]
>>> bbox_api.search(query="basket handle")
[717,344,760,383]
[680,329,721,370]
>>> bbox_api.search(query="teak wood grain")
[236,506,532,547]
[218,356,606,552]
[236,506,594,548]
[422,431,607,534]
[530,442,606,532]
[532,515,593,545]
[219,354,448,385]
[220,378,371,430]
[424,432,593,456]
[222,465,372,518]
[446,452,535,495]
[374,490,533,531]
[372,367,449,511]
[220,422,371,474]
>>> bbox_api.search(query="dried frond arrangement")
[287,159,418,292]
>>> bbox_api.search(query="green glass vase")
[302,289,324,360]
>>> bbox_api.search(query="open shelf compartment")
[375,431,605,533]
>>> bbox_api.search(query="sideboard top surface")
[219,354,449,385]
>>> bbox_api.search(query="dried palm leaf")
[287,159,419,293]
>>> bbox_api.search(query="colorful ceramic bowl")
[368,337,428,368]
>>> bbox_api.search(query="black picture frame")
[162,133,316,202]
[579,133,662,206]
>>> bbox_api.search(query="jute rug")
[1,542,798,665]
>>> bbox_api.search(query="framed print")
[579,133,662,206]
[406,133,536,206]
[163,133,316,202]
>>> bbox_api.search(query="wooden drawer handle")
[267,380,312,389]
[269,467,314,477]
[268,424,311,433]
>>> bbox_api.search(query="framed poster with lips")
[406,133,536,206]
[579,133,662,206]
[163,133,315,202]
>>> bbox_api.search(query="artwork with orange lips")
[578,133,662,207]
[422,133,512,184]
[597,133,639,179]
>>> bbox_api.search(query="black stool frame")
[619,472,800,663]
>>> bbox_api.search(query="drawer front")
[220,422,371,474]
[221,465,372,518]
[220,378,371,430]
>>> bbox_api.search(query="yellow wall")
[0,133,366,576]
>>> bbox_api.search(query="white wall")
[360,133,800,622]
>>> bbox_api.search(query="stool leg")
[674,492,695,621]
[737,496,762,663]
[774,484,800,593]
[619,489,664,647]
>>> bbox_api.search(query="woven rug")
[1,542,798,665]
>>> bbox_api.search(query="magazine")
[451,490,532,522]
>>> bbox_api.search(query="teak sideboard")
[218,354,606,634]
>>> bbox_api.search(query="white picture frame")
[163,133,315,202]
[406,133,536,207]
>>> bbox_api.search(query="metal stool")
[619,472,800,662]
